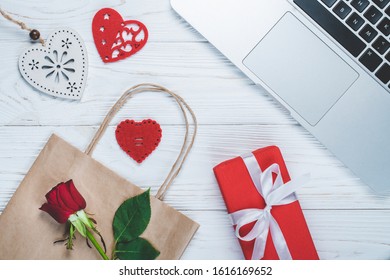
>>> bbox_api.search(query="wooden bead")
[29,29,40,41]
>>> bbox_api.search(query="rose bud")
[40,180,108,259]
[40,180,87,223]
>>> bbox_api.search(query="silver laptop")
[171,0,390,194]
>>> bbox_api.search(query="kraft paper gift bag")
[0,84,199,260]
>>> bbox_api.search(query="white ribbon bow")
[229,153,309,260]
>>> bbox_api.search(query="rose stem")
[86,228,109,260]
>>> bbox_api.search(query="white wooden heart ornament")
[18,28,88,100]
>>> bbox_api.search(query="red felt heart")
[115,119,162,163]
[92,8,148,63]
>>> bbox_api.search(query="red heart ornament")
[92,8,148,63]
[115,119,162,163]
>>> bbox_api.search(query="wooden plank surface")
[0,0,389,260]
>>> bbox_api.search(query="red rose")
[40,179,108,259]
[39,180,86,223]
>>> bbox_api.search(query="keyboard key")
[373,36,390,54]
[385,51,390,62]
[359,48,383,71]
[347,13,365,31]
[333,1,352,19]
[386,6,390,16]
[377,17,390,36]
[359,24,378,42]
[351,0,370,12]
[373,0,390,9]
[294,0,366,57]
[321,0,337,7]
[375,63,390,84]
[364,5,383,24]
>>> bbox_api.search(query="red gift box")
[213,146,319,260]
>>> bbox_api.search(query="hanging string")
[0,8,45,46]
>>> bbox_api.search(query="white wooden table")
[1,0,389,260]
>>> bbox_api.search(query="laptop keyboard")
[293,0,390,89]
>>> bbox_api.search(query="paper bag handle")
[85,83,197,200]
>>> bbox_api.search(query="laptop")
[171,0,390,194]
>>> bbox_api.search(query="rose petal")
[68,180,86,209]
[45,182,63,206]
[57,180,81,212]
[39,203,72,224]
[55,186,76,213]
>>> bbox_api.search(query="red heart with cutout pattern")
[115,119,162,163]
[92,8,148,63]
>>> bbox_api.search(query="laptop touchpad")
[243,12,358,126]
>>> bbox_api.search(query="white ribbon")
[229,153,310,260]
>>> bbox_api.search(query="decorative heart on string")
[92,8,148,63]
[18,28,88,100]
[116,119,162,163]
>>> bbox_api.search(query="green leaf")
[115,237,160,260]
[113,189,151,243]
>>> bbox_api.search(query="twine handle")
[0,8,45,46]
[85,83,197,200]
